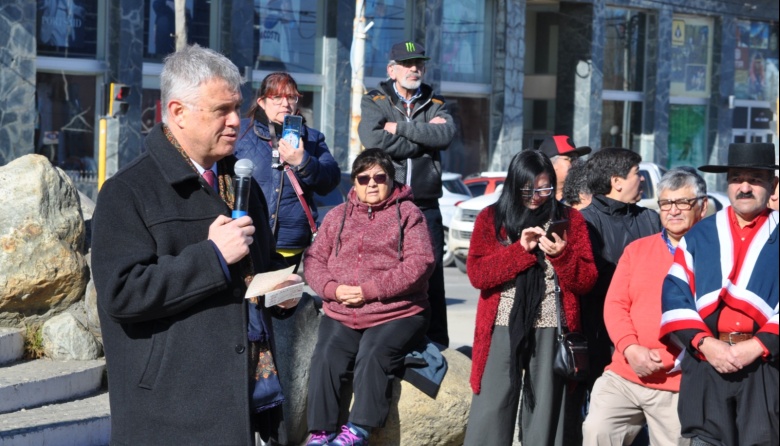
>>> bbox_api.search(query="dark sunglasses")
[356,173,388,186]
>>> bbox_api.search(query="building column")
[225,0,258,112]
[320,0,355,171]
[644,7,673,166]
[710,16,737,192]
[558,0,604,150]
[106,1,144,169]
[490,0,525,170]
[0,1,36,165]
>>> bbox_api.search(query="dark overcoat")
[91,123,287,445]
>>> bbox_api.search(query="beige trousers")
[582,370,690,446]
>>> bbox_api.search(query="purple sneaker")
[329,423,369,446]
[306,430,335,446]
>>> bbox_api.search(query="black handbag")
[552,274,589,381]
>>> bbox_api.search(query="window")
[254,0,321,73]
[442,97,490,177]
[601,8,650,152]
[37,0,99,58]
[668,15,714,168]
[601,96,643,150]
[363,0,408,78]
[670,16,713,98]
[441,0,491,83]
[145,0,210,60]
[668,104,707,168]
[603,8,648,92]
[734,21,778,101]
[35,73,97,173]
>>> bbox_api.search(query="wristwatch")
[696,336,711,350]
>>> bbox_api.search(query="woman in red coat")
[464,150,597,446]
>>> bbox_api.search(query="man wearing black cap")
[537,135,592,201]
[358,41,456,347]
[660,142,779,446]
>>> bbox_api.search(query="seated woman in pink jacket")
[303,148,435,446]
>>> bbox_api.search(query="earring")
[617,187,622,192]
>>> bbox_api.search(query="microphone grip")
[232,175,251,218]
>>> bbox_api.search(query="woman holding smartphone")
[236,72,341,270]
[463,150,597,446]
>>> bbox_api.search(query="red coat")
[467,205,597,394]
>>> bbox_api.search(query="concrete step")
[0,391,110,446]
[0,327,25,365]
[0,358,105,414]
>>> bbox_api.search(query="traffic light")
[108,83,130,117]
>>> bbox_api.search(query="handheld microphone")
[233,159,254,218]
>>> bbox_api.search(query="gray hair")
[657,167,707,197]
[160,44,242,123]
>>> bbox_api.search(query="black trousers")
[678,353,779,446]
[421,206,448,347]
[306,311,429,430]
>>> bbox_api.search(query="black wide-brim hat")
[698,142,779,173]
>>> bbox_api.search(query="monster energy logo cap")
[389,41,431,62]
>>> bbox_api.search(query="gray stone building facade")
[1,1,777,192]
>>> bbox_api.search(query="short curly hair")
[562,159,590,205]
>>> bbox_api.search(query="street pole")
[175,0,187,51]
[348,0,374,166]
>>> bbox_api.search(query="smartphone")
[282,115,303,149]
[546,219,570,242]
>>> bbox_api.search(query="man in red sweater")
[582,168,708,445]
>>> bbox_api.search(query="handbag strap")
[284,166,318,236]
[553,272,565,337]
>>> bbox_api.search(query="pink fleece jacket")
[303,184,434,329]
[604,234,681,392]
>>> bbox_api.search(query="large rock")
[0,155,89,325]
[42,312,102,360]
[370,349,471,446]
[273,295,471,446]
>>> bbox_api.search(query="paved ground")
[442,264,479,351]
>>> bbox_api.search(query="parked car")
[440,172,472,266]
[315,171,471,267]
[448,185,503,273]
[636,161,667,211]
[463,172,506,196]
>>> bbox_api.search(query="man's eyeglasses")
[520,187,554,198]
[266,95,299,105]
[356,173,388,186]
[657,197,704,211]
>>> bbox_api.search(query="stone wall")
[0,1,36,166]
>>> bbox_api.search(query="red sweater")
[604,234,681,392]
[303,185,434,329]
[467,205,597,394]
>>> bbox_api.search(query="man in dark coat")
[358,41,456,347]
[91,44,295,445]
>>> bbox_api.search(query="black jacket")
[358,80,455,207]
[579,194,662,374]
[92,124,288,445]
